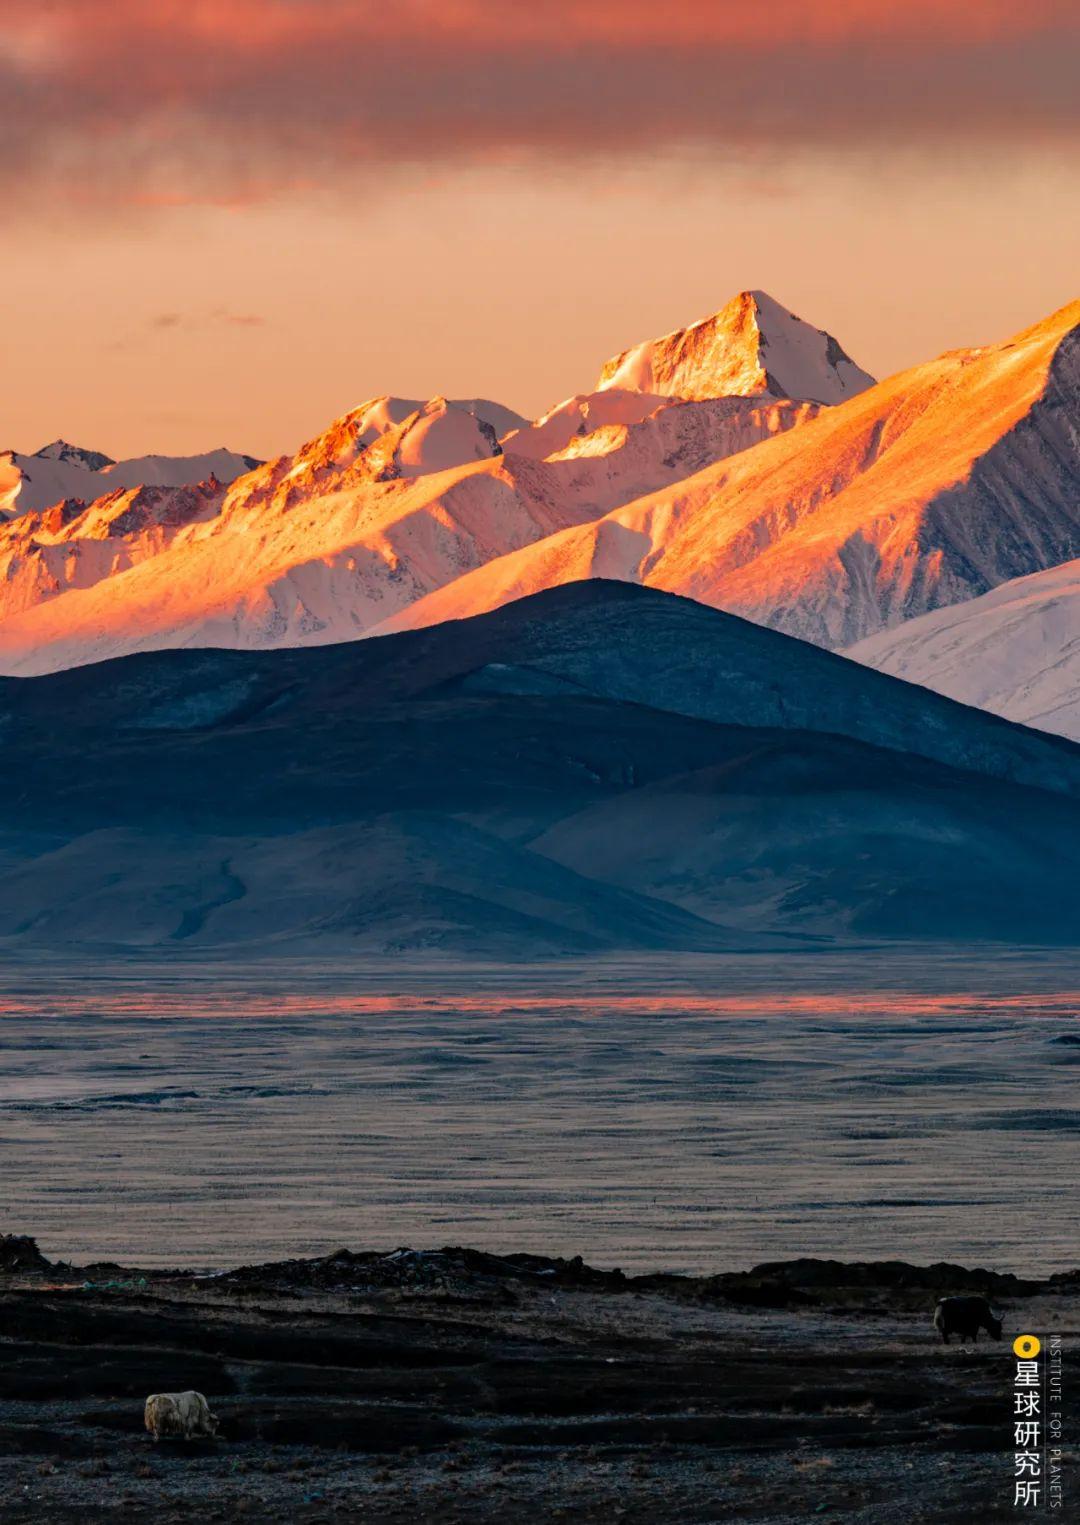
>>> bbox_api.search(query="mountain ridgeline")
[4,291,1080,954]
[1,292,1076,722]
[0,583,1077,954]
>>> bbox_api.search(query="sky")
[2,0,1078,460]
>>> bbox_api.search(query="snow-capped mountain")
[0,385,820,674]
[0,450,106,519]
[0,292,868,663]
[501,389,674,459]
[338,395,527,459]
[495,291,868,462]
[596,290,876,404]
[99,448,262,489]
[4,293,1077,687]
[0,443,261,517]
[34,440,115,473]
[376,301,1080,649]
[351,397,505,478]
[846,558,1080,743]
[0,481,228,620]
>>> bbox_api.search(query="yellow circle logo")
[1014,1335,1041,1359]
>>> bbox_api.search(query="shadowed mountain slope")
[0,583,1077,951]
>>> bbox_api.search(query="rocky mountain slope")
[379,302,1080,649]
[847,557,1080,742]
[0,583,1077,952]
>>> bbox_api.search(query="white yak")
[144,1390,219,1441]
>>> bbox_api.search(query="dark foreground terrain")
[1,1236,1074,1522]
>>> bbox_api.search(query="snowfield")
[846,558,1080,742]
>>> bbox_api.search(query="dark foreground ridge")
[2,1235,1076,1522]
[1,581,1080,952]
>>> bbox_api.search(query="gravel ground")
[1,1239,1075,1522]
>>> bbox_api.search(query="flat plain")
[4,949,1078,1274]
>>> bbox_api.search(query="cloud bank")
[2,1,1077,208]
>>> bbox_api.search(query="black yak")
[933,1295,1002,1345]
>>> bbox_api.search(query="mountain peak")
[33,440,115,472]
[280,395,511,489]
[596,290,875,405]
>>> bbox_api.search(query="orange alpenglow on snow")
[0,445,258,518]
[595,291,876,404]
[373,300,1080,649]
[0,294,1076,675]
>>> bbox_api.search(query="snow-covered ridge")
[352,398,505,479]
[501,389,672,459]
[0,481,228,620]
[0,390,820,675]
[35,440,115,473]
[267,395,525,491]
[379,300,1080,651]
[100,449,262,489]
[846,558,1080,743]
[6,293,1077,707]
[339,396,526,455]
[596,290,876,405]
[0,443,261,518]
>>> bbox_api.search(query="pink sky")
[2,1,1078,458]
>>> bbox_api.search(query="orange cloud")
[6,1,1071,51]
[2,1,1077,209]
